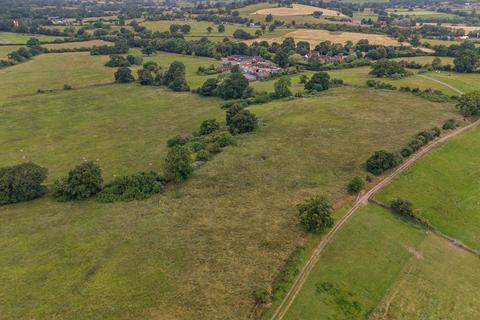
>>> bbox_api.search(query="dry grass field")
[42,40,113,50]
[246,29,401,46]
[252,4,345,17]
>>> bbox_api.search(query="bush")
[114,67,134,83]
[0,162,48,205]
[442,118,457,130]
[198,78,219,96]
[366,150,402,175]
[390,198,414,217]
[297,196,334,233]
[253,287,272,304]
[97,171,164,202]
[226,104,244,126]
[164,146,193,182]
[228,109,258,135]
[195,150,210,161]
[347,177,365,194]
[53,161,103,201]
[167,134,191,147]
[456,91,480,117]
[199,119,221,135]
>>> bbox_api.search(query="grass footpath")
[376,126,480,249]
[0,31,63,44]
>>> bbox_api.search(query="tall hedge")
[0,162,48,205]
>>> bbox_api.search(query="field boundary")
[269,119,480,320]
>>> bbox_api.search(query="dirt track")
[270,119,480,320]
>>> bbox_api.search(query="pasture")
[376,126,480,249]
[246,29,401,46]
[388,9,460,20]
[0,45,21,59]
[252,67,464,96]
[373,234,480,320]
[422,70,480,94]
[392,56,454,65]
[140,20,260,42]
[42,39,113,50]
[0,32,63,44]
[282,205,427,319]
[0,85,457,319]
[0,52,112,103]
[252,4,345,17]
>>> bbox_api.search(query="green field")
[0,45,21,59]
[0,51,224,103]
[388,9,460,20]
[392,56,454,65]
[376,126,480,249]
[251,66,465,96]
[140,20,261,42]
[422,70,480,94]
[283,205,427,319]
[0,32,63,44]
[0,71,458,319]
[373,234,480,320]
[0,52,112,103]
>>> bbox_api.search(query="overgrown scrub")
[270,246,305,302]
[53,161,103,201]
[347,177,365,194]
[400,86,450,103]
[456,91,480,117]
[96,172,164,203]
[0,163,48,205]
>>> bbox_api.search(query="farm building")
[221,55,282,81]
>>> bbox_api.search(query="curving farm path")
[270,119,480,320]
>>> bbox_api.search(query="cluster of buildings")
[221,55,282,81]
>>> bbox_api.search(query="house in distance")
[221,55,282,81]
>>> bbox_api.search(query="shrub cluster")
[369,59,409,78]
[347,177,365,194]
[366,80,396,90]
[225,104,258,135]
[105,54,143,68]
[196,64,222,75]
[366,151,403,176]
[137,61,189,91]
[442,118,458,130]
[390,198,414,217]
[53,161,103,201]
[400,87,450,102]
[401,127,441,157]
[0,163,48,205]
[165,119,235,180]
[97,171,164,203]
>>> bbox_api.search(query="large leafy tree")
[215,70,249,100]
[274,76,292,98]
[164,61,189,91]
[369,59,408,78]
[457,91,480,117]
[304,72,330,92]
[454,50,480,73]
[54,161,103,201]
[228,109,258,135]
[297,197,334,233]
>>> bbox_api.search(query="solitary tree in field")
[228,109,258,135]
[265,14,273,22]
[206,26,213,33]
[218,24,225,33]
[297,197,334,233]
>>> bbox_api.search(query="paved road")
[270,119,480,320]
